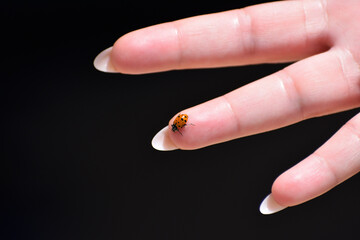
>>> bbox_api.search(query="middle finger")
[166,48,360,150]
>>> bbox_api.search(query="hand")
[94,0,360,214]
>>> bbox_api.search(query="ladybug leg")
[171,124,183,136]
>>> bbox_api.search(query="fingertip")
[271,171,303,207]
[271,153,339,207]
[165,97,240,150]
[166,112,205,150]
[111,25,180,74]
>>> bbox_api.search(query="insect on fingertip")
[171,113,194,136]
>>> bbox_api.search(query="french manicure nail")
[259,194,287,215]
[151,126,178,151]
[93,47,118,73]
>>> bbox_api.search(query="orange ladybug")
[171,114,191,135]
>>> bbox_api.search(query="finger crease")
[278,69,306,120]
[222,95,241,134]
[234,8,256,57]
[302,0,330,46]
[313,152,341,186]
[301,1,310,48]
[333,48,358,99]
[172,21,184,69]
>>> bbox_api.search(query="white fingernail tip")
[259,194,287,215]
[93,47,118,73]
[151,126,178,151]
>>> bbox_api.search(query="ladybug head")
[171,124,182,135]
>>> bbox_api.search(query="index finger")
[95,0,329,74]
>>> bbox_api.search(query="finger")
[271,112,360,207]
[108,0,329,74]
[159,48,360,150]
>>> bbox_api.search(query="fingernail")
[151,126,178,151]
[93,47,118,73]
[259,194,287,215]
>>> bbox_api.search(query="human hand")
[93,0,360,214]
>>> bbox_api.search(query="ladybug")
[171,114,190,135]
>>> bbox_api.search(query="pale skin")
[106,0,360,208]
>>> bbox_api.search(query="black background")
[3,0,360,239]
